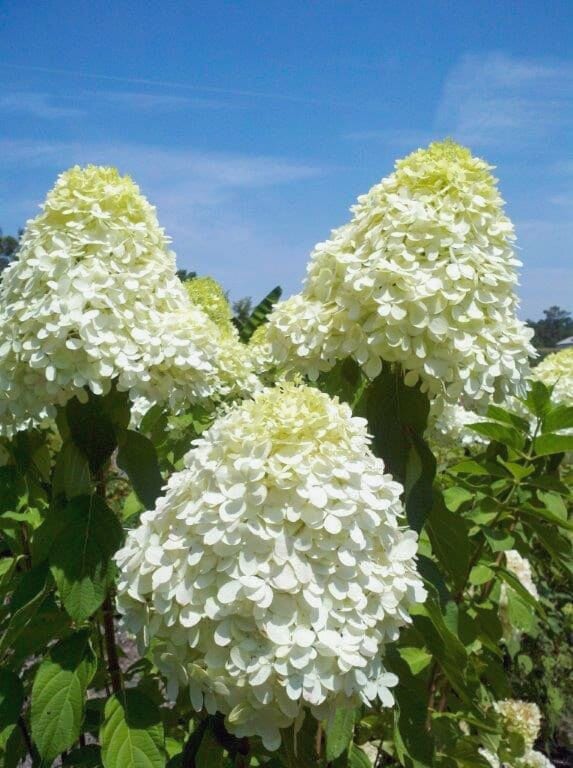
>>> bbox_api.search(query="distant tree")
[0,228,20,273]
[526,305,573,349]
[176,269,197,282]
[232,297,253,327]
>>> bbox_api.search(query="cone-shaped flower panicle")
[184,276,234,336]
[532,347,573,405]
[0,166,258,434]
[267,141,534,403]
[115,383,426,750]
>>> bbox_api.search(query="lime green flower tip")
[184,277,233,334]
[394,138,495,194]
[45,164,153,223]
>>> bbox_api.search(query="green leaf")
[506,591,536,633]
[450,459,493,476]
[194,721,225,767]
[0,670,23,730]
[523,381,551,418]
[387,648,434,766]
[347,744,373,767]
[469,564,494,586]
[0,566,49,658]
[100,689,166,768]
[486,404,530,433]
[443,486,473,512]
[237,286,282,342]
[326,708,356,761]
[49,495,124,621]
[63,744,103,767]
[31,630,97,762]
[318,358,366,408]
[521,503,573,532]
[398,647,433,675]
[533,432,573,456]
[411,598,469,704]
[117,431,163,510]
[494,567,545,617]
[426,494,472,593]
[543,403,573,433]
[0,466,22,515]
[469,422,525,451]
[361,366,434,531]
[537,490,568,519]
[53,441,92,500]
[279,715,318,768]
[65,394,118,473]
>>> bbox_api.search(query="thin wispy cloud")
[436,52,573,149]
[0,62,344,107]
[0,92,83,119]
[96,91,229,111]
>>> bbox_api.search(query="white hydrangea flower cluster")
[487,699,555,768]
[266,140,534,404]
[533,348,573,405]
[0,166,258,435]
[427,401,488,448]
[517,751,556,768]
[495,699,541,751]
[115,383,426,750]
[479,748,555,768]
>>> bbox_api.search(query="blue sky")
[1,1,571,319]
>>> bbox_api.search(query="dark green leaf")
[426,494,472,593]
[0,466,22,515]
[66,394,117,473]
[0,566,49,658]
[361,367,434,531]
[318,358,365,408]
[237,286,282,342]
[326,708,355,761]
[49,496,124,621]
[194,721,225,767]
[411,598,469,703]
[63,744,103,767]
[387,648,434,766]
[31,630,97,762]
[117,430,163,509]
[0,670,23,730]
[53,441,92,500]
[100,689,166,768]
